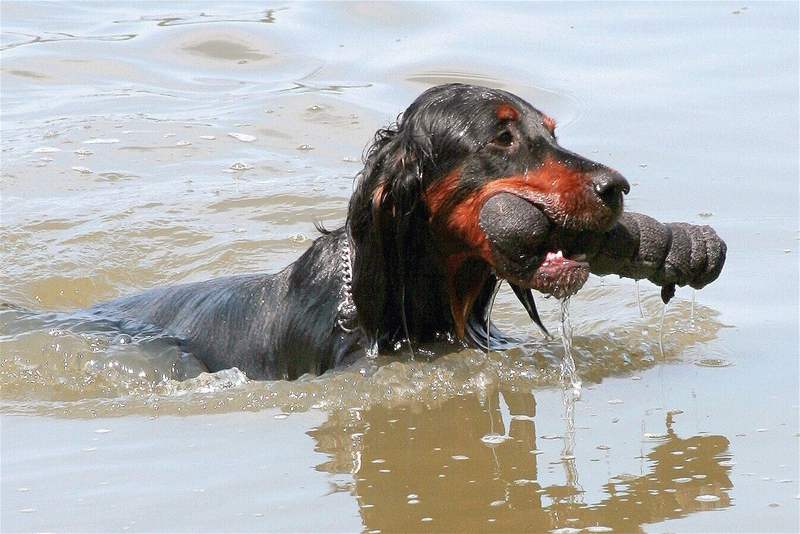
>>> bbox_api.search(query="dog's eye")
[491,131,514,147]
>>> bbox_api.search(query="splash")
[0,297,725,418]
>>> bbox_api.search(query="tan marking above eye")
[543,115,557,133]
[496,103,519,122]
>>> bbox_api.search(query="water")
[558,297,582,395]
[1,2,798,532]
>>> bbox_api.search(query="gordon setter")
[87,84,726,380]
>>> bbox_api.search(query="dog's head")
[349,83,630,339]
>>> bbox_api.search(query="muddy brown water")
[1,2,798,532]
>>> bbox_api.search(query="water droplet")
[229,162,253,171]
[451,455,469,460]
[695,494,721,502]
[199,135,216,140]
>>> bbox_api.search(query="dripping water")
[658,301,668,359]
[690,289,696,326]
[559,298,581,396]
[635,280,644,318]
[558,300,581,493]
[560,384,581,493]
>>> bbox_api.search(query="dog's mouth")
[476,192,602,335]
[478,192,594,300]
[522,250,590,300]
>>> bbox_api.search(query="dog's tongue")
[544,250,564,262]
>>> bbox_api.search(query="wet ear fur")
[347,122,431,341]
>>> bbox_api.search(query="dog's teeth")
[555,250,563,258]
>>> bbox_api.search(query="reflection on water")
[311,387,733,533]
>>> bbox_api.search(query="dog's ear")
[347,123,431,342]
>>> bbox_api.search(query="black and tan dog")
[86,84,726,380]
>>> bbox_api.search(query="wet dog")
[86,84,726,379]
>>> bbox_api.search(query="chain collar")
[336,231,358,332]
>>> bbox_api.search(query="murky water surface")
[2,2,798,532]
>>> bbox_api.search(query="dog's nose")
[593,171,630,209]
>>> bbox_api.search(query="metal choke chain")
[336,232,358,332]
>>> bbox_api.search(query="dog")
[85,84,726,380]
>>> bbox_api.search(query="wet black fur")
[88,84,616,380]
